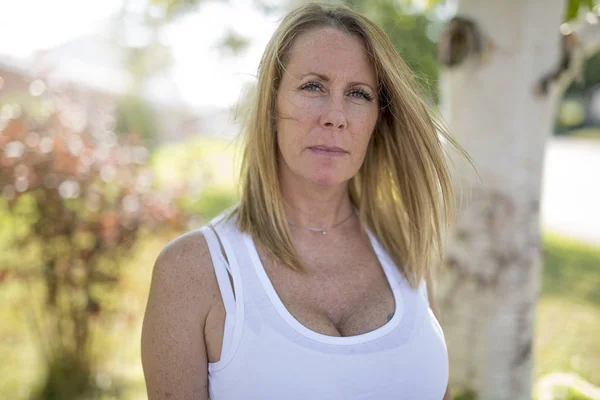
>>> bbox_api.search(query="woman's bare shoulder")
[141,228,219,400]
[150,229,221,299]
[157,229,213,273]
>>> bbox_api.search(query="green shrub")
[115,95,159,148]
[0,83,188,400]
[182,185,237,220]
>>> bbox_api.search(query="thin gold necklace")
[288,210,355,235]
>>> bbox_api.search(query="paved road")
[541,137,600,246]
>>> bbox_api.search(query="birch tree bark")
[436,1,564,399]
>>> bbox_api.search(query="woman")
[142,3,466,399]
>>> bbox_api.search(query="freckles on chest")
[286,237,388,303]
[256,231,398,337]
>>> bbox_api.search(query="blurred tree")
[115,0,209,91]
[110,0,178,147]
[116,0,245,87]
[112,0,248,146]
[217,29,251,57]
[434,1,600,400]
[0,84,189,399]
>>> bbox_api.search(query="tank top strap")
[209,212,271,306]
[207,214,246,305]
[200,226,236,315]
[364,228,409,289]
[203,214,249,370]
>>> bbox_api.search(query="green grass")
[536,233,600,385]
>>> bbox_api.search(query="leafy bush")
[115,95,159,149]
[0,84,188,399]
[150,134,239,220]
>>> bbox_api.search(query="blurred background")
[0,0,599,399]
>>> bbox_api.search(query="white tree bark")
[437,1,564,399]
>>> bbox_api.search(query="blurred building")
[0,26,222,143]
[0,58,32,95]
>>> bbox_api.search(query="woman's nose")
[319,96,347,130]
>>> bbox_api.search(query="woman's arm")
[426,271,453,400]
[141,232,218,400]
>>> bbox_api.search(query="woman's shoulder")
[152,209,238,283]
[157,228,211,270]
[148,222,232,312]
[142,227,220,400]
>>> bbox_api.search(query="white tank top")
[200,213,448,400]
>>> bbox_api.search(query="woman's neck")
[279,168,354,230]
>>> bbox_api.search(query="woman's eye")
[300,82,323,92]
[299,82,373,101]
[349,89,374,101]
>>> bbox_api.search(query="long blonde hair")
[235,2,469,288]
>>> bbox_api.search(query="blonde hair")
[235,2,469,288]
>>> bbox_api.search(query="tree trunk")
[437,1,564,399]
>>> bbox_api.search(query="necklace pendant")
[321,230,327,235]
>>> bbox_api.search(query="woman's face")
[276,27,379,187]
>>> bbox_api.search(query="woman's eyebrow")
[299,72,375,92]
[300,71,329,81]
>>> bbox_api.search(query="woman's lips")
[308,146,348,156]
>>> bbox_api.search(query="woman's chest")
[259,237,396,337]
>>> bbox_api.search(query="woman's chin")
[307,170,348,187]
